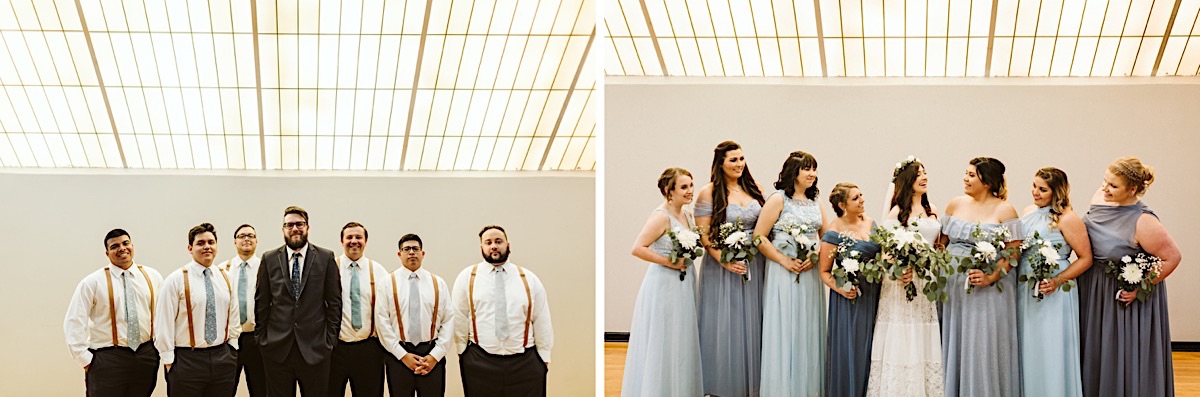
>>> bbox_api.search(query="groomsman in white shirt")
[377,234,453,397]
[155,223,241,397]
[452,225,554,397]
[222,224,265,396]
[328,222,389,397]
[64,228,164,397]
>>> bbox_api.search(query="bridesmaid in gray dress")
[1079,157,1182,397]
[695,141,768,397]
[939,157,1024,397]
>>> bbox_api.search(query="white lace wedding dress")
[865,216,945,397]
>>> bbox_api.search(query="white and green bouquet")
[774,213,821,283]
[712,217,762,284]
[956,224,1018,293]
[871,222,954,302]
[830,231,884,303]
[1103,252,1163,304]
[666,226,704,281]
[1016,230,1071,301]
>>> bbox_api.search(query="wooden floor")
[604,342,1200,396]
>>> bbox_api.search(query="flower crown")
[892,155,920,181]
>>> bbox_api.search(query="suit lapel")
[299,245,317,296]
[278,246,296,298]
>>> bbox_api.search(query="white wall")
[604,77,1200,341]
[0,170,594,397]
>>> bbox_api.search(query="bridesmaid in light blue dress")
[1079,157,1182,397]
[754,151,827,397]
[819,182,882,397]
[939,157,1024,397]
[695,141,768,397]
[1015,168,1091,397]
[622,168,703,397]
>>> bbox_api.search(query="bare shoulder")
[885,206,901,220]
[995,201,1019,222]
[697,183,715,201]
[944,196,966,215]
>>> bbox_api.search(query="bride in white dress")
[866,158,945,397]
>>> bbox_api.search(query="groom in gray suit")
[255,206,342,396]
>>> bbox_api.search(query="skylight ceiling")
[0,0,596,171]
[606,0,1200,77]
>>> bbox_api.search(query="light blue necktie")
[203,268,217,345]
[492,268,507,343]
[349,262,362,330]
[238,262,248,325]
[291,252,301,300]
[407,273,421,341]
[123,271,141,348]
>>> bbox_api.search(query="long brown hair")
[710,141,765,226]
[1034,167,1070,229]
[890,161,935,226]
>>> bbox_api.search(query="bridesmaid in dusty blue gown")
[939,157,1024,397]
[695,141,768,397]
[754,151,827,397]
[1015,168,1092,397]
[818,182,882,397]
[622,168,703,397]
[1079,157,1182,397]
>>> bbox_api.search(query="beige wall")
[603,77,1200,341]
[0,171,594,396]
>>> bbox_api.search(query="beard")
[481,247,511,264]
[285,233,308,250]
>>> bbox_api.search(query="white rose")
[1121,264,1144,284]
[850,250,860,258]
[906,155,915,162]
[895,230,915,247]
[1122,255,1132,263]
[975,241,996,255]
[842,258,860,273]
[725,231,747,247]
[1039,246,1061,262]
[796,234,812,248]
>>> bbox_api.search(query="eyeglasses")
[236,234,257,239]
[400,246,421,253]
[283,222,308,230]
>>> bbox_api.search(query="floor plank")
[604,342,1200,396]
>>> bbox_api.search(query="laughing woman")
[1078,157,1182,397]
[1016,167,1092,397]
[755,151,828,397]
[695,141,768,397]
[939,157,1024,397]
[621,168,703,397]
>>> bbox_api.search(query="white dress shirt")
[154,261,242,365]
[222,255,261,332]
[64,263,164,368]
[286,244,308,277]
[376,266,453,361]
[336,255,389,342]
[452,261,553,362]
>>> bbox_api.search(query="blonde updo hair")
[657,167,692,198]
[1108,157,1155,197]
[829,182,859,217]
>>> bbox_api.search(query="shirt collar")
[286,244,309,259]
[108,263,136,277]
[339,254,368,269]
[186,260,215,273]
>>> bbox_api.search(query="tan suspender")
[182,266,234,347]
[468,264,533,347]
[104,268,118,346]
[338,257,376,336]
[391,271,439,342]
[105,266,156,346]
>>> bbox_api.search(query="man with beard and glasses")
[327,222,388,397]
[255,206,342,397]
[154,223,240,396]
[451,225,554,397]
[64,229,164,397]
[221,224,266,396]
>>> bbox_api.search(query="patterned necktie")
[123,271,141,348]
[238,262,248,325]
[407,273,421,341]
[492,268,507,343]
[349,262,362,330]
[291,252,301,300]
[203,268,217,345]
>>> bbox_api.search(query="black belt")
[338,337,378,346]
[90,341,155,353]
[177,343,228,351]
